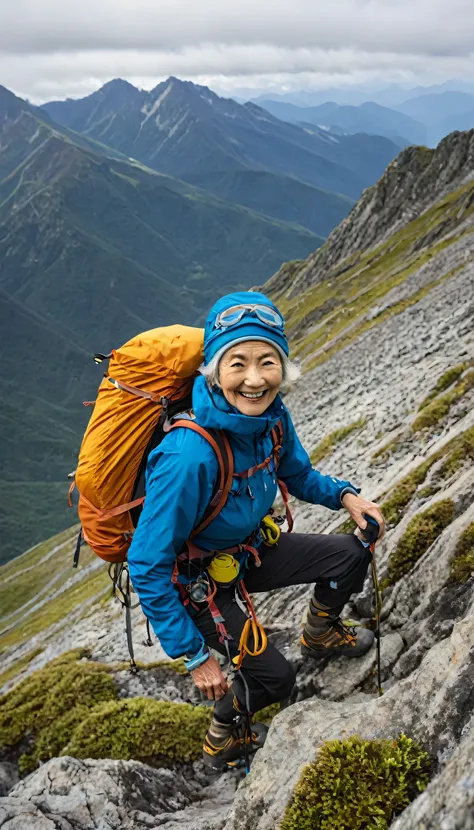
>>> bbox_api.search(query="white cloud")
[1,0,474,102]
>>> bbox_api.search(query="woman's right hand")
[191,654,229,700]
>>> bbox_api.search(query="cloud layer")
[2,0,474,101]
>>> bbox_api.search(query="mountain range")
[254,87,474,148]
[0,78,401,562]
[255,100,426,146]
[42,77,400,203]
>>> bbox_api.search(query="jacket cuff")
[183,642,210,671]
[339,486,360,506]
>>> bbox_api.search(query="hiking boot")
[202,716,268,771]
[301,619,374,658]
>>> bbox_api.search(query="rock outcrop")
[2,757,238,830]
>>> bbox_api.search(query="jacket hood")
[203,291,289,366]
[192,374,284,435]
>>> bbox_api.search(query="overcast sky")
[2,0,474,102]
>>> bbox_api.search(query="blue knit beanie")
[203,291,289,366]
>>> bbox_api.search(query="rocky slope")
[1,130,474,829]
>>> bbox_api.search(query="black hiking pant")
[189,532,371,721]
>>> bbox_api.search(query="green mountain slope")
[183,170,355,237]
[0,88,323,563]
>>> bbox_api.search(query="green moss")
[412,369,474,432]
[62,697,210,766]
[0,650,117,766]
[304,263,463,372]
[388,499,455,585]
[437,427,474,480]
[334,517,357,535]
[310,419,366,465]
[450,523,474,584]
[417,486,438,499]
[371,434,402,463]
[253,702,280,723]
[418,363,469,410]
[1,651,210,772]
[281,734,431,830]
[380,458,434,526]
[378,426,474,528]
[279,179,474,372]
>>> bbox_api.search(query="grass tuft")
[450,523,474,584]
[388,499,455,585]
[418,363,469,410]
[412,369,474,432]
[311,419,366,465]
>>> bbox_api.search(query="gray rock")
[2,757,237,830]
[391,715,474,830]
[0,763,19,797]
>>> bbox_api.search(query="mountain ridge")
[41,77,400,201]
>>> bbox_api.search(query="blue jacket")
[128,375,357,658]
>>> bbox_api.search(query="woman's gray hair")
[199,345,301,393]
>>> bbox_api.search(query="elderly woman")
[128,291,384,770]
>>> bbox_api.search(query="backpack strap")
[169,421,234,536]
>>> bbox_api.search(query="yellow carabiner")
[260,514,281,546]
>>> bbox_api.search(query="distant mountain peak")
[101,78,138,93]
[0,85,29,124]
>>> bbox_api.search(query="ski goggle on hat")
[215,304,284,329]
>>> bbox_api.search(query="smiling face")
[218,341,283,416]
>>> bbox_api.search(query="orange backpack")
[69,324,233,564]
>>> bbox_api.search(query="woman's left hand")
[341,492,385,542]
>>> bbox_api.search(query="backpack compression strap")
[169,421,234,536]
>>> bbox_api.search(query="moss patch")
[253,702,280,723]
[412,369,474,432]
[450,523,474,584]
[62,697,210,767]
[436,427,474,480]
[379,425,474,527]
[0,650,117,771]
[388,499,455,585]
[371,434,402,463]
[0,651,209,773]
[418,363,470,410]
[310,418,366,465]
[281,734,430,830]
[380,458,435,526]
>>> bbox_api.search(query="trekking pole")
[361,515,383,697]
